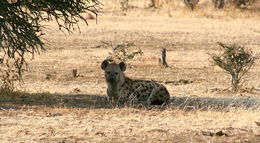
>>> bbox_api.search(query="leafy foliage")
[210,42,258,91]
[0,0,101,60]
[0,0,101,89]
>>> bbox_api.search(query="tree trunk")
[231,73,240,91]
[72,69,78,78]
[159,48,169,67]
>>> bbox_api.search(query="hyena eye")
[107,71,110,74]
[115,72,118,75]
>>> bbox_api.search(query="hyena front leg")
[107,90,120,107]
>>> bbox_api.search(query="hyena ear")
[101,60,109,70]
[119,62,126,72]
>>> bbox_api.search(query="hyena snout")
[106,72,119,83]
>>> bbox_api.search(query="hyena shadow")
[170,96,260,111]
[1,91,260,110]
[0,91,110,109]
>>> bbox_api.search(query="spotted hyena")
[101,60,170,107]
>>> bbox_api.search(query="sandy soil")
[1,0,260,142]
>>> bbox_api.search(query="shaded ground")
[1,91,260,142]
[1,91,260,110]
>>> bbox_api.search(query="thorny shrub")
[212,0,225,9]
[100,41,143,63]
[233,0,256,8]
[210,42,258,91]
[184,0,200,10]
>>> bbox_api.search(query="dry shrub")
[232,0,256,8]
[184,0,200,10]
[110,42,143,62]
[222,0,257,9]
[149,0,161,8]
[120,0,129,10]
[147,0,173,9]
[100,41,143,63]
[212,0,225,9]
[210,42,258,91]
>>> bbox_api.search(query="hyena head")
[101,60,126,84]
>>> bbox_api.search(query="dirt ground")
[1,0,260,142]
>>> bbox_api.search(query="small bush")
[233,0,255,8]
[120,0,129,10]
[149,0,160,8]
[212,0,225,9]
[184,0,200,10]
[210,42,258,91]
[100,41,143,63]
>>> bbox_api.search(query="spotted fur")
[101,60,170,107]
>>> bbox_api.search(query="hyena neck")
[122,76,131,85]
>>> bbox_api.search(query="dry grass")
[1,0,260,142]
[1,106,260,142]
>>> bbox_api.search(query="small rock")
[215,130,228,136]
[46,112,62,117]
[201,131,214,136]
[95,131,106,137]
[45,74,52,80]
